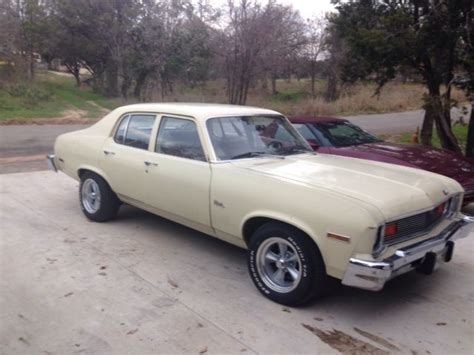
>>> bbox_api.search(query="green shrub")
[272,90,307,102]
[7,83,53,108]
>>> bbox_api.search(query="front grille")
[383,203,446,245]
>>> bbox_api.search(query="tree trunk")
[431,94,461,153]
[420,104,434,146]
[271,75,277,95]
[310,61,316,99]
[28,51,35,81]
[72,65,81,87]
[65,62,81,87]
[73,70,81,87]
[121,75,132,98]
[325,75,337,102]
[133,73,146,100]
[105,62,119,97]
[466,104,474,158]
[443,84,452,129]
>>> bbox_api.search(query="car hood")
[235,153,463,221]
[333,142,474,189]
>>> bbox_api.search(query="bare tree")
[0,0,47,81]
[323,21,344,102]
[301,16,327,99]
[217,0,305,104]
[218,0,264,104]
[260,4,306,94]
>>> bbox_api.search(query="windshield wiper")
[230,151,281,160]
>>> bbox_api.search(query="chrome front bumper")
[342,215,473,291]
[46,154,57,172]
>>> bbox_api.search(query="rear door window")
[114,114,155,150]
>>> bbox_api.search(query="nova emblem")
[443,189,449,196]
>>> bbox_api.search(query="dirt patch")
[302,324,388,355]
[0,154,47,164]
[87,100,110,115]
[0,116,98,125]
[0,107,106,125]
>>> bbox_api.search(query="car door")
[99,113,157,201]
[141,115,212,232]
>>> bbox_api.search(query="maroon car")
[290,116,474,206]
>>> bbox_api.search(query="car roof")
[111,103,281,121]
[289,116,348,124]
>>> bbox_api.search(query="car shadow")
[115,203,246,259]
[114,204,463,317]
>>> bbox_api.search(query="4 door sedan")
[48,103,473,305]
[290,116,474,207]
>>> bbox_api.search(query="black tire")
[79,172,120,222]
[247,222,326,306]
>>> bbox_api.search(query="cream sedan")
[48,103,473,305]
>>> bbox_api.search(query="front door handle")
[103,150,116,156]
[144,161,158,167]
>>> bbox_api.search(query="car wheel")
[247,222,326,306]
[79,172,120,222]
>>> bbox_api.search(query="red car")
[290,116,474,206]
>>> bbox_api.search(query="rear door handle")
[144,161,158,167]
[103,150,116,156]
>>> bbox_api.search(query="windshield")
[206,115,312,160]
[313,121,381,147]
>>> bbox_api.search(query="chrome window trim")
[207,153,311,164]
[113,114,130,144]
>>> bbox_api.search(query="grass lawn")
[0,70,121,122]
[381,124,469,153]
[0,69,469,125]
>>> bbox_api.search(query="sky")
[211,0,336,18]
[273,0,335,17]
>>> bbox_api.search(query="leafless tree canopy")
[0,0,331,103]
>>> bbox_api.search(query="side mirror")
[307,139,320,150]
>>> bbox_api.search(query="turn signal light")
[436,203,446,216]
[384,223,398,237]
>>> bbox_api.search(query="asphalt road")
[0,107,470,174]
[0,124,87,174]
[1,171,473,354]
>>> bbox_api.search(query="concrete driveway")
[1,171,473,354]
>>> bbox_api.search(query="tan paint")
[53,103,465,280]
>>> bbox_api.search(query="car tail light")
[384,223,398,237]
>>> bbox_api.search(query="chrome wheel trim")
[81,179,101,214]
[256,237,302,293]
